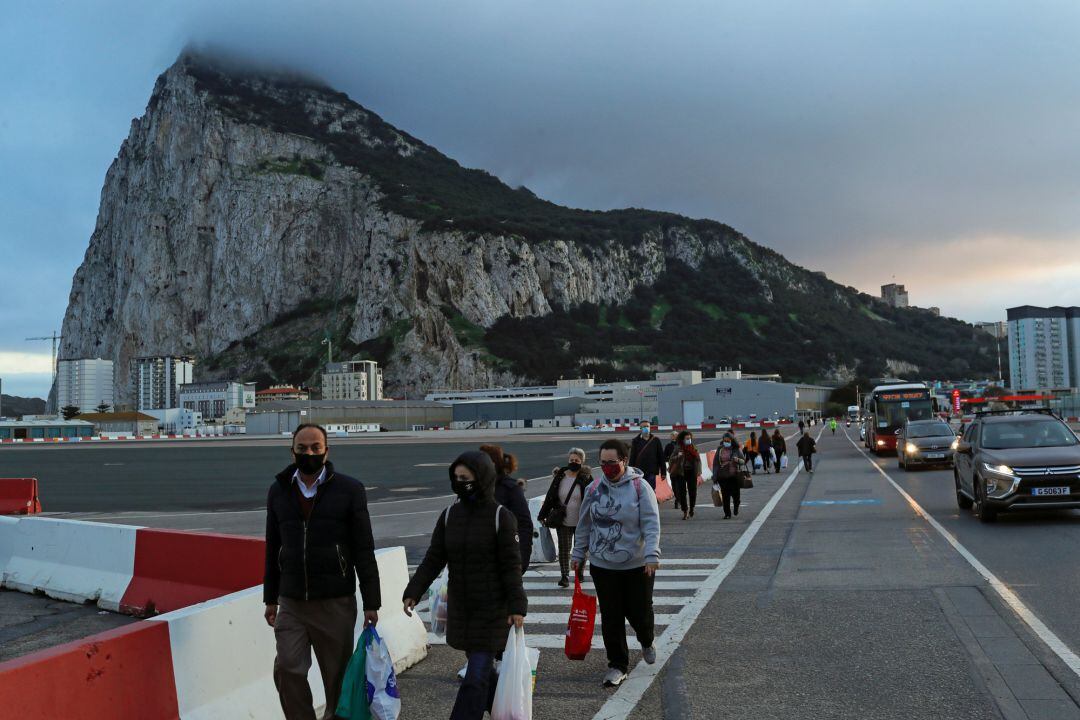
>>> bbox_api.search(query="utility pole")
[25,332,63,411]
[321,337,333,365]
[404,388,408,433]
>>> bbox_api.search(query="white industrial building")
[133,355,194,410]
[178,381,256,420]
[1007,306,1080,390]
[56,358,114,412]
[321,360,383,401]
[141,407,202,434]
[658,378,833,426]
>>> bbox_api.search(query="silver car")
[898,419,957,470]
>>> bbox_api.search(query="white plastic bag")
[428,569,449,636]
[753,454,763,469]
[492,626,533,720]
[365,627,401,720]
[780,455,789,469]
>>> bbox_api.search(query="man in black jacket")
[629,421,667,490]
[264,424,381,720]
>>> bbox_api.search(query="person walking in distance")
[771,428,787,474]
[403,451,528,720]
[663,430,681,511]
[798,419,805,434]
[830,417,838,435]
[479,445,533,573]
[797,429,818,473]
[669,430,702,520]
[711,431,746,518]
[744,431,760,475]
[264,424,381,720]
[571,439,661,688]
[538,448,592,587]
[758,429,773,473]
[629,421,666,491]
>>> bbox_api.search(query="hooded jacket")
[403,451,528,652]
[263,461,381,609]
[572,465,662,571]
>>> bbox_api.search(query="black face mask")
[452,476,477,500]
[294,452,326,475]
[567,462,582,472]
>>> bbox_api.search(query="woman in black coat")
[403,451,528,719]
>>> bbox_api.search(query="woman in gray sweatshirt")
[571,437,662,688]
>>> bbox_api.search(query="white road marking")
[845,431,1080,680]
[591,428,819,720]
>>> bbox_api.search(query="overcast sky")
[2,0,1079,398]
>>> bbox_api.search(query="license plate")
[925,453,945,459]
[1032,487,1070,496]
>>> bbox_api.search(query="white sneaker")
[457,662,468,680]
[603,668,628,687]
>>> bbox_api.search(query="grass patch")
[256,155,325,180]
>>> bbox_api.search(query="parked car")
[954,410,1080,522]
[897,419,957,470]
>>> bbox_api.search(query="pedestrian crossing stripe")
[413,558,724,650]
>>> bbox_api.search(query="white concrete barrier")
[372,546,429,674]
[0,516,19,572]
[1,517,139,611]
[150,545,427,719]
[152,587,296,720]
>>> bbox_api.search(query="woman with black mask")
[668,430,702,520]
[404,451,528,720]
[538,447,592,587]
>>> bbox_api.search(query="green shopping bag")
[336,628,372,720]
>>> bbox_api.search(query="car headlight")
[982,462,1014,476]
[876,439,886,446]
[905,442,919,454]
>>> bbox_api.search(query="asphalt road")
[0,430,733,513]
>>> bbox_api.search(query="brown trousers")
[274,594,357,720]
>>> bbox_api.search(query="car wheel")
[975,477,997,523]
[955,471,973,509]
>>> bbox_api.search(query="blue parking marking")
[801,499,882,506]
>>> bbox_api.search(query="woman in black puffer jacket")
[403,451,528,720]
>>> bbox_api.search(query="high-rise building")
[322,360,384,401]
[178,381,256,420]
[132,356,194,410]
[1007,306,1080,390]
[56,358,114,412]
[881,284,910,308]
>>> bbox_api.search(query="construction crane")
[25,331,63,390]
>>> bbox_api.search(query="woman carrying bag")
[403,451,528,720]
[538,447,592,588]
[669,430,702,520]
[711,432,746,519]
[744,432,760,474]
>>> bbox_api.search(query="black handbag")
[543,475,578,528]
[740,471,754,489]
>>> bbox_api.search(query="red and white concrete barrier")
[0,517,427,718]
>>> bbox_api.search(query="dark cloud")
[3,0,1080,396]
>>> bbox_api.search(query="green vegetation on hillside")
[482,260,998,383]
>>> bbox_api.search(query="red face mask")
[601,462,623,480]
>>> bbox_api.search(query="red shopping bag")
[565,575,597,660]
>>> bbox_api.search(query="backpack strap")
[495,504,503,534]
[632,477,641,499]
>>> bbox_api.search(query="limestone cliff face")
[58,54,821,401]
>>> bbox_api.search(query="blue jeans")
[451,651,497,720]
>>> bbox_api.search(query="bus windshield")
[875,399,933,429]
